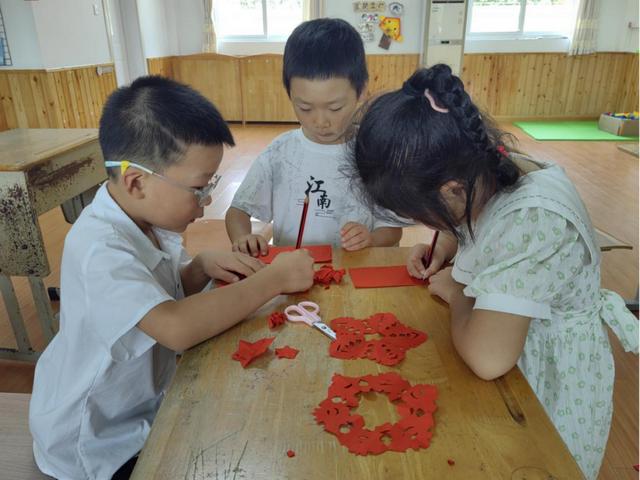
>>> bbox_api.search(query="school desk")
[131,247,583,480]
[0,128,106,361]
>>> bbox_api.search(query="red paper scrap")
[329,313,427,366]
[349,266,425,288]
[314,264,346,288]
[275,346,299,359]
[268,311,287,329]
[314,372,438,456]
[447,459,455,466]
[287,450,295,458]
[634,464,639,472]
[259,245,332,264]
[231,337,275,368]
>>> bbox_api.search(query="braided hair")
[350,64,521,241]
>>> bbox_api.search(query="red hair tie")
[496,145,508,157]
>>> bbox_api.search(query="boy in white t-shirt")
[225,18,404,256]
[29,76,314,480]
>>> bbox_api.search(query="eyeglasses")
[105,160,221,207]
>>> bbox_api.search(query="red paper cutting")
[314,264,346,288]
[349,266,425,288]
[275,346,299,359]
[329,313,427,366]
[314,372,438,455]
[268,311,287,329]
[287,450,295,458]
[259,245,332,264]
[447,459,456,466]
[231,337,275,368]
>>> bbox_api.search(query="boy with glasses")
[29,76,314,480]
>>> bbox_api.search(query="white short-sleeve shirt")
[29,183,187,480]
[230,128,407,246]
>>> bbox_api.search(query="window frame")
[466,0,577,41]
[214,0,302,43]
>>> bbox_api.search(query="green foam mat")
[513,120,639,141]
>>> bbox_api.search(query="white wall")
[30,0,111,69]
[0,0,43,68]
[597,0,638,52]
[136,0,174,58]
[168,0,203,56]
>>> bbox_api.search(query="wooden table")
[132,248,583,480]
[0,128,106,361]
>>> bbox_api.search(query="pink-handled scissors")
[284,301,336,340]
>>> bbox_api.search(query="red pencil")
[295,195,310,249]
[422,230,439,279]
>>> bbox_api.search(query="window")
[0,5,11,66]
[468,0,578,38]
[214,0,304,40]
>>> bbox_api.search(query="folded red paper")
[267,311,287,329]
[231,337,275,368]
[314,264,346,288]
[349,265,425,288]
[258,245,332,264]
[314,372,438,455]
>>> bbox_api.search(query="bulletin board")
[353,1,407,51]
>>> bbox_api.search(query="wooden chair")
[0,393,52,479]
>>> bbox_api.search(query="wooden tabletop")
[132,247,582,480]
[0,128,98,171]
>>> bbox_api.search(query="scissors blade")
[312,322,336,340]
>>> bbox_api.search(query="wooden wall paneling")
[365,54,419,98]
[172,55,243,121]
[240,55,295,122]
[617,53,639,112]
[0,65,116,131]
[147,56,175,78]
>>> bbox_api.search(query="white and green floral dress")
[451,156,639,479]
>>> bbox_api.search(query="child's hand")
[340,222,372,251]
[269,249,315,293]
[406,242,447,279]
[232,234,269,257]
[427,267,463,304]
[198,251,264,283]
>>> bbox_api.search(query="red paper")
[287,450,295,458]
[314,372,438,455]
[349,266,425,288]
[275,346,299,359]
[329,313,427,366]
[268,311,287,329]
[231,337,275,368]
[314,264,346,288]
[447,459,455,466]
[258,245,332,264]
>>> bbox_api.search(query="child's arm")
[429,267,531,381]
[225,207,269,257]
[180,251,265,296]
[138,250,314,351]
[340,222,402,251]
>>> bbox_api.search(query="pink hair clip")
[424,89,449,113]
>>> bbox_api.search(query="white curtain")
[303,0,325,21]
[569,0,600,55]
[203,0,216,53]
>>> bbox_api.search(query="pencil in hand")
[422,230,439,280]
[295,194,310,249]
